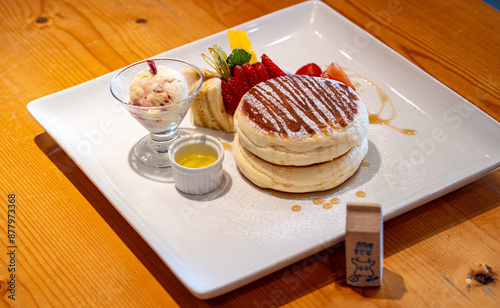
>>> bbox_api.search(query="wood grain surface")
[0,0,499,307]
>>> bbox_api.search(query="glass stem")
[150,130,179,153]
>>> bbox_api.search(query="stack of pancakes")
[233,75,369,193]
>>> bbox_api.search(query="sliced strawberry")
[323,62,356,91]
[221,80,238,116]
[252,62,269,83]
[261,54,286,79]
[242,63,259,88]
[296,63,322,77]
[232,65,250,93]
[230,77,246,101]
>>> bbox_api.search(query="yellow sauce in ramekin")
[177,153,216,168]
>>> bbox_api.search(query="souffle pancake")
[234,75,368,167]
[233,75,369,193]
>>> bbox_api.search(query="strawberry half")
[242,63,259,88]
[322,62,356,91]
[220,55,286,116]
[252,62,269,83]
[231,76,247,101]
[261,54,286,79]
[232,65,250,93]
[296,63,322,77]
[221,80,239,116]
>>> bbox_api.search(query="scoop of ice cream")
[129,65,189,107]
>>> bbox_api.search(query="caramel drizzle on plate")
[352,74,417,135]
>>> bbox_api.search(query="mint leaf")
[227,48,252,75]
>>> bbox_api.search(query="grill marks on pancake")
[242,75,359,138]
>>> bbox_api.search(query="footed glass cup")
[110,58,204,168]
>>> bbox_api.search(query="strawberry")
[252,62,269,83]
[227,77,248,115]
[230,77,246,101]
[221,80,239,116]
[296,63,322,77]
[323,62,356,91]
[242,63,259,87]
[261,54,286,79]
[220,55,286,116]
[232,65,250,93]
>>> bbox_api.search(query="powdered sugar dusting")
[260,81,323,138]
[277,79,325,135]
[241,75,359,140]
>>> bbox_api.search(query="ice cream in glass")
[110,58,204,168]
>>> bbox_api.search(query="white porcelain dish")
[169,134,225,195]
[27,0,500,299]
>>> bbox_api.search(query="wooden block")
[345,202,383,287]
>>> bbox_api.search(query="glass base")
[133,131,188,168]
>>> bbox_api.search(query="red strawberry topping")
[221,80,239,116]
[230,77,246,101]
[322,62,356,91]
[219,55,287,116]
[295,63,322,77]
[261,54,286,79]
[232,65,250,93]
[242,63,259,88]
[252,62,269,83]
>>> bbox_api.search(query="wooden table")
[1,0,499,306]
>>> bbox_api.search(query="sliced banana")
[190,77,235,133]
[201,68,221,80]
[182,67,220,93]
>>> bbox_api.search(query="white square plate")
[27,0,500,299]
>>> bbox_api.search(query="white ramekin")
[168,134,225,195]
